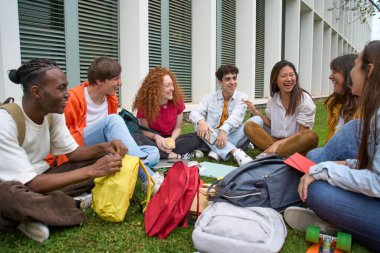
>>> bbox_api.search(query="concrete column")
[264,0,282,98]
[0,0,22,102]
[191,0,216,105]
[284,0,301,69]
[299,7,313,92]
[64,0,80,88]
[322,26,331,95]
[119,0,149,109]
[330,31,338,93]
[236,0,256,100]
[311,18,323,95]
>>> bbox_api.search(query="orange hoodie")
[64,81,118,146]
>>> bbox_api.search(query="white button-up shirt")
[266,92,316,138]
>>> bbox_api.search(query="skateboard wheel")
[306,225,320,243]
[336,231,352,251]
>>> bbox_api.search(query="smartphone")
[204,132,217,145]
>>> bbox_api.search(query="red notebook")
[284,152,316,174]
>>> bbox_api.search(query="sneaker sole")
[18,222,49,243]
[284,207,338,235]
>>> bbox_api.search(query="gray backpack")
[192,202,287,253]
[210,155,302,212]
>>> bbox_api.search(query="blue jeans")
[199,116,263,160]
[307,181,380,251]
[306,120,361,163]
[83,114,159,182]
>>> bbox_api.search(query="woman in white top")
[243,60,318,157]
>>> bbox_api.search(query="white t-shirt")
[0,106,78,184]
[84,87,108,127]
[265,92,316,138]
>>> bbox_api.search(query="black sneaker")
[181,150,204,160]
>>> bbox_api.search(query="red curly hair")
[132,66,184,123]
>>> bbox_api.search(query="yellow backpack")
[92,155,155,222]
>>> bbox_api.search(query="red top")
[137,101,185,136]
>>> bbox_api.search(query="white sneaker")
[17,221,49,243]
[233,149,253,166]
[208,151,220,161]
[247,143,255,150]
[73,193,92,209]
[142,172,164,195]
[255,152,271,159]
[181,150,204,160]
[284,206,338,235]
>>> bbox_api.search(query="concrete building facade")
[0,0,372,109]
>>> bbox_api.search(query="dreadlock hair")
[8,59,60,94]
[325,54,359,122]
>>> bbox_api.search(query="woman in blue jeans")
[285,40,380,252]
[306,119,361,163]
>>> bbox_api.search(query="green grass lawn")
[0,101,372,253]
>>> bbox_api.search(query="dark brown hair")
[357,40,380,170]
[270,60,306,115]
[87,57,121,85]
[215,64,239,81]
[325,54,359,122]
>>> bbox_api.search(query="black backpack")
[118,109,157,135]
[210,155,302,212]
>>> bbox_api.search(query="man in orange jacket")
[64,57,163,193]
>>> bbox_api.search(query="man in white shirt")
[189,64,263,166]
[0,59,127,243]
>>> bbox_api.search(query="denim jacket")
[189,89,248,135]
[310,108,380,198]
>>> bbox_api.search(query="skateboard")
[306,225,351,253]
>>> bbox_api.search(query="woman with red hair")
[132,67,208,160]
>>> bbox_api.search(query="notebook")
[198,162,237,178]
[284,152,316,174]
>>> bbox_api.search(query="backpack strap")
[0,103,26,145]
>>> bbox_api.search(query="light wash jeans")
[307,181,380,251]
[198,116,263,160]
[83,114,159,182]
[306,119,361,163]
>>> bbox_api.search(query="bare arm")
[243,100,271,128]
[26,154,122,193]
[171,113,183,140]
[66,140,127,162]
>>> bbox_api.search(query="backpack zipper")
[220,192,261,199]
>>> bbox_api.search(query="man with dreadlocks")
[0,59,126,243]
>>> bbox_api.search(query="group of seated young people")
[0,40,379,251]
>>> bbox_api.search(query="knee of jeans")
[144,147,160,167]
[306,181,329,207]
[306,147,323,161]
[105,114,125,128]
[246,115,263,127]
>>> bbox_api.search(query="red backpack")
[144,161,199,239]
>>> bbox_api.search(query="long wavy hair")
[270,60,306,115]
[132,66,184,123]
[325,54,359,122]
[357,40,380,170]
